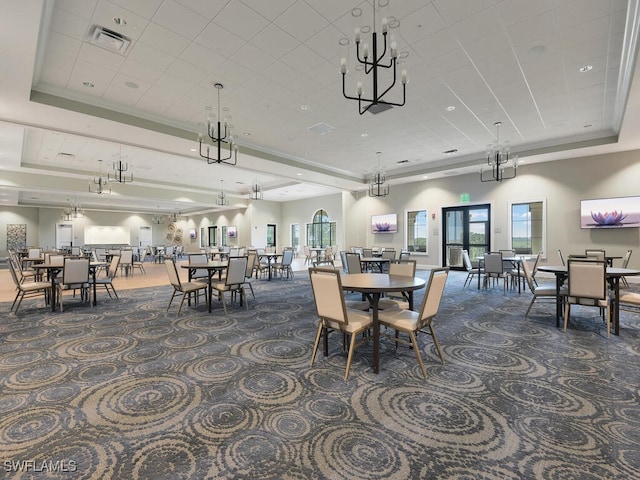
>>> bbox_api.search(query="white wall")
[3,148,640,267]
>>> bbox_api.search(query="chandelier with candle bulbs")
[198,83,238,166]
[480,122,519,183]
[369,152,389,197]
[340,3,407,115]
[108,146,133,183]
[216,180,229,206]
[89,159,111,194]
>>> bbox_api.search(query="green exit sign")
[460,193,470,203]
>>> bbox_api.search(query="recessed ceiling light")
[124,81,138,89]
[584,124,593,128]
[422,175,428,179]
[296,173,302,176]
[338,37,349,46]
[351,7,362,17]
[243,132,251,136]
[446,105,456,112]
[361,133,368,137]
[205,105,212,111]
[190,148,197,152]
[83,82,94,88]
[300,105,310,110]
[579,65,593,73]
[361,26,371,34]
[113,17,127,26]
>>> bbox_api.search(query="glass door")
[267,224,276,248]
[442,205,490,269]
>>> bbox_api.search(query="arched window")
[306,209,336,248]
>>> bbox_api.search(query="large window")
[306,209,336,248]
[405,209,427,253]
[509,200,545,256]
[291,224,299,250]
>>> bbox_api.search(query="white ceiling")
[1,0,639,215]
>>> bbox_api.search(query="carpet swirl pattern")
[1,270,639,479]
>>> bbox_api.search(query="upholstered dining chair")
[91,254,120,299]
[274,249,294,279]
[378,260,418,310]
[585,249,606,261]
[620,249,632,288]
[564,259,610,337]
[462,249,482,288]
[57,257,90,312]
[8,258,51,313]
[308,267,373,381]
[242,251,258,299]
[377,267,450,379]
[212,256,249,314]
[119,250,133,277]
[483,252,510,294]
[188,253,210,282]
[164,257,208,314]
[522,255,566,317]
[344,252,363,274]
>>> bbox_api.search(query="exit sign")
[460,193,470,203]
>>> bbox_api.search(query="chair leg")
[344,332,358,381]
[310,323,324,366]
[409,331,427,379]
[563,303,570,331]
[167,290,178,311]
[429,325,445,365]
[525,296,536,317]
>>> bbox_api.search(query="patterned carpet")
[1,270,639,479]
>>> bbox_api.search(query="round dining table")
[339,273,426,374]
[537,265,640,335]
[181,260,227,313]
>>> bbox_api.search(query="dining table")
[359,256,390,273]
[339,273,426,374]
[32,261,106,311]
[537,265,640,335]
[476,255,529,293]
[181,260,227,313]
[257,253,281,281]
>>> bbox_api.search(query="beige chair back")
[28,248,41,259]
[120,250,133,265]
[462,249,473,272]
[309,267,348,327]
[585,249,605,262]
[49,255,65,266]
[419,267,449,322]
[567,259,607,301]
[164,258,182,289]
[621,249,632,268]
[226,256,248,287]
[107,255,120,278]
[389,260,416,277]
[246,252,257,278]
[484,252,504,275]
[189,254,208,265]
[281,249,294,266]
[521,255,536,293]
[62,257,89,285]
[344,252,362,274]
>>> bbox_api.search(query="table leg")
[268,257,273,281]
[208,272,213,313]
[92,267,98,306]
[554,273,565,328]
[611,277,621,335]
[372,292,381,374]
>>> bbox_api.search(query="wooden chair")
[308,267,373,380]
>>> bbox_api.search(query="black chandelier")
[198,83,238,166]
[108,146,133,183]
[369,152,389,197]
[61,199,84,221]
[480,122,519,183]
[216,180,229,207]
[250,179,263,200]
[89,160,111,194]
[340,3,408,115]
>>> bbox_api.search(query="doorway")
[442,204,491,269]
[56,223,73,250]
[267,224,276,248]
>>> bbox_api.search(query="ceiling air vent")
[90,26,131,54]
[307,122,335,135]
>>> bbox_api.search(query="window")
[207,226,217,247]
[291,224,299,250]
[306,209,336,248]
[509,200,545,256]
[405,209,427,253]
[221,226,227,246]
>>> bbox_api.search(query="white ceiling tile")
[213,59,256,87]
[449,7,502,46]
[496,0,553,26]
[77,43,125,70]
[260,61,301,88]
[50,7,88,40]
[250,24,300,59]
[119,59,163,83]
[432,0,496,26]
[103,82,148,105]
[195,22,245,57]
[175,0,228,20]
[39,66,72,88]
[410,29,458,63]
[66,72,110,95]
[213,1,270,42]
[281,43,326,74]
[166,58,208,83]
[55,0,98,20]
[127,42,175,70]
[72,58,118,83]
[109,0,163,19]
[139,22,191,57]
[398,4,447,45]
[274,1,329,43]
[304,0,362,23]
[155,72,195,94]
[179,42,226,73]
[45,31,82,61]
[90,1,149,41]
[305,24,345,61]
[504,12,555,48]
[150,0,209,40]
[240,0,297,21]
[231,43,277,73]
